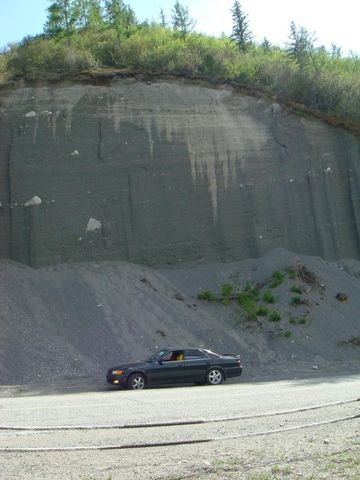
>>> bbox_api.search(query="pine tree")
[159,8,167,28]
[171,1,196,39]
[261,37,271,52]
[286,21,315,67]
[231,0,252,52]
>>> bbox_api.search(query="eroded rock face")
[0,79,359,267]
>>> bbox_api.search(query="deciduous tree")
[171,1,196,39]
[73,0,103,29]
[44,0,78,40]
[104,0,137,38]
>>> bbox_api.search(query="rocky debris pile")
[0,248,359,386]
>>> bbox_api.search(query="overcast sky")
[0,0,359,54]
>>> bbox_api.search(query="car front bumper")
[106,372,129,387]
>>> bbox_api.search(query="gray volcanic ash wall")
[0,79,359,267]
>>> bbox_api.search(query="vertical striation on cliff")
[0,79,359,267]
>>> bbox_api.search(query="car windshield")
[146,350,168,362]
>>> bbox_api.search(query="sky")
[0,0,359,54]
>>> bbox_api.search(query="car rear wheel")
[127,373,146,390]
[206,368,224,385]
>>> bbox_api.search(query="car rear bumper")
[225,366,243,378]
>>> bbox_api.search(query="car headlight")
[112,369,124,375]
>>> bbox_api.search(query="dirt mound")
[0,248,359,386]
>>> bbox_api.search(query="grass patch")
[268,310,281,322]
[285,266,297,279]
[269,270,285,288]
[220,282,234,304]
[271,464,292,475]
[238,293,258,321]
[243,281,260,300]
[290,285,303,294]
[197,289,217,301]
[263,290,275,304]
[256,305,269,316]
[290,295,303,306]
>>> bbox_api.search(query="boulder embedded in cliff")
[24,195,42,207]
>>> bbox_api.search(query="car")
[106,348,243,390]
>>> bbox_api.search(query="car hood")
[108,362,148,371]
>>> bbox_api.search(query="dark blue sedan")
[106,348,243,390]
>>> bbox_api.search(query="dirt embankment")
[0,248,359,387]
[1,80,360,268]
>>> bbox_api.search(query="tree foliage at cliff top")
[1,0,360,126]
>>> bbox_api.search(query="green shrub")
[7,36,96,79]
[263,290,275,304]
[197,289,217,301]
[269,270,285,288]
[256,305,269,316]
[221,282,234,299]
[285,266,297,279]
[298,315,307,325]
[289,316,297,325]
[238,293,257,321]
[290,295,302,306]
[268,310,281,322]
[290,285,303,294]
[3,20,360,125]
[282,330,292,338]
[243,281,259,300]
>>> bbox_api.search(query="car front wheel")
[206,368,224,385]
[127,373,146,390]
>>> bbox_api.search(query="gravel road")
[0,374,359,479]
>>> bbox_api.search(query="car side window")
[161,350,184,362]
[184,349,208,360]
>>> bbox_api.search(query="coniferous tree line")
[0,1,359,127]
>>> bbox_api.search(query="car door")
[182,349,210,382]
[148,350,186,385]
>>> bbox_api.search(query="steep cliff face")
[0,78,359,267]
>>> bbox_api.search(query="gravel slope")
[0,248,359,386]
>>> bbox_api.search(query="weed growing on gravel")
[197,289,217,301]
[256,305,269,316]
[271,464,292,475]
[236,281,261,321]
[281,329,292,338]
[268,310,281,322]
[220,282,234,304]
[238,293,258,321]
[263,290,275,303]
[290,285,303,294]
[243,281,260,299]
[289,314,308,325]
[285,266,297,279]
[269,270,285,288]
[290,295,303,306]
[298,315,308,325]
